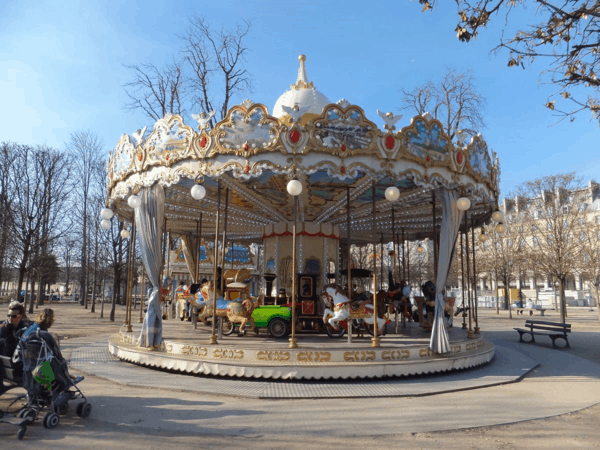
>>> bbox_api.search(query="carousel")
[104,55,502,379]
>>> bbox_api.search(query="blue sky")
[1,0,598,196]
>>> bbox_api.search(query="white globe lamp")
[385,186,400,202]
[121,229,130,239]
[478,233,487,242]
[191,184,206,200]
[491,210,504,223]
[287,179,302,196]
[100,208,114,220]
[128,194,141,209]
[456,197,471,211]
[416,244,424,254]
[100,219,111,230]
[496,223,506,234]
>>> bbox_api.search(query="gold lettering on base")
[343,350,376,362]
[419,348,435,358]
[181,345,208,357]
[381,349,410,361]
[213,348,244,359]
[297,351,331,362]
[256,351,291,361]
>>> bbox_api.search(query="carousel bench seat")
[0,355,23,395]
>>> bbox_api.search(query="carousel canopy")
[107,55,500,245]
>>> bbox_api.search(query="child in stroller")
[13,308,91,429]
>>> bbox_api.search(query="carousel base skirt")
[108,326,494,380]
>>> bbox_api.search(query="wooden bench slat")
[525,320,571,328]
[526,325,571,333]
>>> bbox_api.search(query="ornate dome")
[272,55,330,122]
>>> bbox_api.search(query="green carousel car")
[223,304,292,338]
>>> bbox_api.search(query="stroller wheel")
[77,402,92,418]
[20,409,36,422]
[43,412,60,429]
[17,426,26,440]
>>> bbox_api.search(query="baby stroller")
[13,325,91,430]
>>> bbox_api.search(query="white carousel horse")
[321,284,387,333]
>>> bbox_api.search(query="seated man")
[0,302,32,393]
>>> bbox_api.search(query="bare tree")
[515,173,587,323]
[67,131,104,310]
[181,17,252,122]
[5,144,71,309]
[123,60,186,121]
[123,17,252,126]
[0,142,17,289]
[399,68,486,139]
[419,1,600,125]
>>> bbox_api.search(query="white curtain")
[430,189,464,354]
[181,235,199,284]
[135,183,165,348]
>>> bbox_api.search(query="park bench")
[514,320,571,349]
[515,307,547,316]
[0,354,23,395]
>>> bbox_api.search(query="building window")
[533,237,539,246]
[596,215,600,225]
[547,222,552,231]
[580,231,586,241]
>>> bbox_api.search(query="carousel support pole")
[380,232,384,291]
[391,207,397,283]
[432,190,438,283]
[124,219,136,332]
[158,217,167,322]
[193,214,202,329]
[465,212,474,338]
[165,230,171,320]
[407,233,410,288]
[210,182,222,345]
[218,188,229,340]
[472,216,480,334]
[346,185,352,344]
[371,181,380,348]
[289,194,299,349]
[460,220,467,330]
[401,228,405,281]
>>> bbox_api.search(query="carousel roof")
[107,55,500,245]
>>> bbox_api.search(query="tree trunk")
[100,276,106,319]
[27,275,35,315]
[110,268,120,322]
[559,278,566,323]
[90,266,97,313]
[595,285,600,325]
[505,278,512,319]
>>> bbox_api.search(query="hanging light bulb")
[385,186,400,202]
[456,197,471,211]
[479,232,487,242]
[287,179,302,196]
[191,184,206,200]
[121,229,131,239]
[416,244,424,253]
[496,223,506,234]
[128,194,141,209]
[491,210,504,222]
[100,219,111,230]
[100,208,114,220]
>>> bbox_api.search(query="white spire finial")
[297,54,307,83]
[291,54,314,90]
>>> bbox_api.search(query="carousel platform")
[108,318,495,380]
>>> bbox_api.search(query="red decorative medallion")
[290,129,300,143]
[385,135,395,150]
[200,136,207,148]
[341,144,346,152]
[244,143,249,151]
[244,165,250,174]
[139,153,143,161]
[457,151,463,164]
[340,166,346,174]
[426,155,430,162]
[425,176,429,182]
[166,154,169,161]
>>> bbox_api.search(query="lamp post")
[287,178,302,349]
[456,196,472,337]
